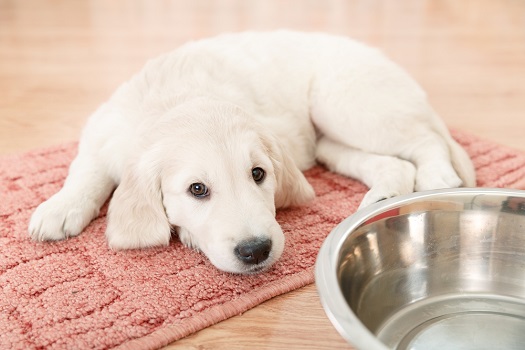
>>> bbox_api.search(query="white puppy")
[29,31,475,274]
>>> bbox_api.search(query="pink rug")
[1,130,525,349]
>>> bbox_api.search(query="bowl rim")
[315,187,525,350]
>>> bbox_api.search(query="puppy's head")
[106,100,314,274]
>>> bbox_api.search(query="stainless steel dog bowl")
[316,188,525,350]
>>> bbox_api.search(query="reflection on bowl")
[315,188,525,350]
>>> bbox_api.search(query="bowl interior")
[318,189,525,350]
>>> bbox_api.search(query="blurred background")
[1,0,524,155]
[1,0,524,348]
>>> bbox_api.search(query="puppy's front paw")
[359,188,406,209]
[28,193,99,241]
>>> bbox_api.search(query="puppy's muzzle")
[234,238,272,265]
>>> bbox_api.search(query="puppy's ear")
[106,152,171,249]
[261,131,315,209]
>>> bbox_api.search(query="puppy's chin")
[201,248,282,275]
[214,258,278,275]
[238,260,278,275]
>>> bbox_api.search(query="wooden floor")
[1,1,524,349]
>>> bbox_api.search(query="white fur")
[28,31,475,274]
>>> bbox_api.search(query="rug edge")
[116,269,315,350]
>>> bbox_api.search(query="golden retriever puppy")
[29,31,475,274]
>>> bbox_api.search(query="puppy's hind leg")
[316,137,416,209]
[29,152,116,241]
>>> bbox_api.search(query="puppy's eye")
[189,183,209,198]
[252,167,265,184]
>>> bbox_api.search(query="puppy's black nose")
[234,238,272,265]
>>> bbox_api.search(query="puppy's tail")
[431,111,477,187]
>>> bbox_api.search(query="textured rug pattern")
[1,130,525,349]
